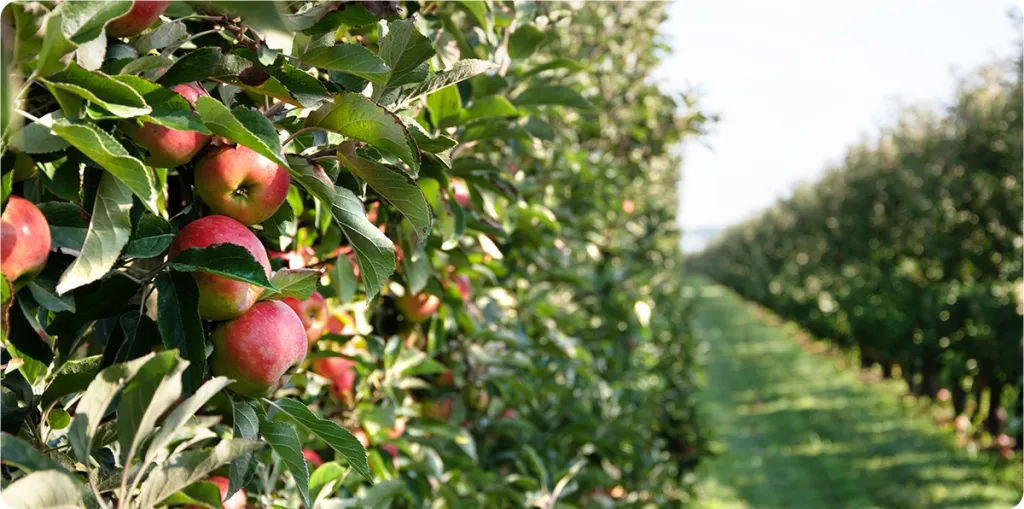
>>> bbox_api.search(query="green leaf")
[0,433,71,474]
[55,172,133,295]
[76,32,106,71]
[337,142,432,239]
[228,398,260,497]
[144,377,232,467]
[38,201,89,251]
[513,85,593,110]
[508,24,546,59]
[40,63,151,118]
[331,186,395,301]
[113,76,211,134]
[121,54,174,75]
[358,480,407,508]
[393,348,446,378]
[260,420,313,509]
[301,44,391,85]
[261,268,321,301]
[26,278,76,313]
[391,60,494,107]
[10,114,71,154]
[521,58,584,78]
[155,272,206,395]
[286,155,334,207]
[40,355,104,411]
[268,398,372,483]
[260,199,297,251]
[427,85,461,130]
[399,220,429,294]
[135,439,261,509]
[403,118,457,153]
[305,93,418,171]
[117,351,186,465]
[157,47,223,87]
[263,56,331,109]
[162,481,227,509]
[135,20,187,53]
[332,254,357,304]
[61,0,132,43]
[169,244,275,290]
[194,96,289,169]
[460,95,519,122]
[68,352,156,464]
[50,119,160,213]
[378,19,435,92]
[124,213,176,258]
[309,461,346,501]
[1,470,96,509]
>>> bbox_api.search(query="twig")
[282,127,330,147]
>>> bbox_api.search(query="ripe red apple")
[621,199,635,214]
[326,313,356,335]
[186,476,245,509]
[314,356,356,403]
[210,300,307,397]
[106,0,169,38]
[195,145,290,226]
[452,274,471,302]
[302,449,324,468]
[396,291,440,323]
[170,215,271,320]
[283,291,328,344]
[449,178,470,208]
[421,398,453,421]
[351,428,370,448]
[436,369,455,388]
[1,196,51,287]
[500,409,518,420]
[123,82,211,168]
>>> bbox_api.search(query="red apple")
[123,82,211,168]
[421,398,453,421]
[106,0,169,38]
[186,476,245,509]
[453,274,471,302]
[449,178,470,208]
[170,215,271,320]
[314,356,356,402]
[1,196,51,287]
[500,409,518,420]
[210,300,307,397]
[436,369,454,388]
[352,428,370,448]
[195,145,290,225]
[302,449,324,468]
[283,291,328,344]
[396,292,440,323]
[326,313,356,335]
[621,199,635,214]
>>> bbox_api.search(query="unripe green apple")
[1,196,51,287]
[122,82,211,168]
[195,145,290,225]
[211,300,307,397]
[170,215,271,320]
[396,291,440,323]
[185,476,245,509]
[106,1,169,38]
[283,291,328,344]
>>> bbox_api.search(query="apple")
[465,386,489,411]
[452,274,471,302]
[621,199,635,214]
[1,196,51,287]
[195,144,290,225]
[302,449,324,468]
[106,0,169,38]
[326,313,356,335]
[386,417,406,439]
[210,300,307,397]
[314,356,356,403]
[436,369,455,388]
[421,398,453,421]
[500,409,518,420]
[123,82,211,168]
[352,428,370,448]
[396,291,440,323]
[449,178,470,208]
[937,388,951,402]
[170,215,272,320]
[954,415,971,433]
[283,291,328,344]
[186,476,245,509]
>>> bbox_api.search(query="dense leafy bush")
[0,1,705,507]
[690,49,1023,446]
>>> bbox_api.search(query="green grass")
[692,284,1023,509]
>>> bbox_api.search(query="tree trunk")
[952,378,967,417]
[919,345,941,399]
[881,362,893,379]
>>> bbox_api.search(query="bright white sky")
[653,1,1020,251]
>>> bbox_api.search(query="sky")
[652,1,1021,252]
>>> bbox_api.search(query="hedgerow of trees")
[0,1,706,508]
[690,46,1023,448]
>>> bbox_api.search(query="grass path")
[692,284,1022,509]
